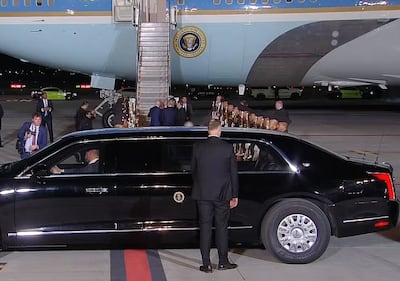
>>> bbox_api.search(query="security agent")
[191,119,239,273]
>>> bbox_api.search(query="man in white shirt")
[17,112,48,159]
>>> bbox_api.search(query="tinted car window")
[104,140,162,173]
[163,140,193,172]
[37,143,102,175]
[104,139,194,173]
[229,140,289,172]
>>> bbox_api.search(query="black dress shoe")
[199,264,213,273]
[218,263,238,270]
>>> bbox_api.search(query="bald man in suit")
[191,119,239,273]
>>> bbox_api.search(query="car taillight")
[369,172,396,200]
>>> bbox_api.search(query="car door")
[13,143,118,247]
[102,139,198,246]
[226,139,298,243]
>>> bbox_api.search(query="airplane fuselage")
[0,0,400,88]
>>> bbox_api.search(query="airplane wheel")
[102,109,115,128]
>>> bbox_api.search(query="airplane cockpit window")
[36,0,42,6]
[24,0,30,7]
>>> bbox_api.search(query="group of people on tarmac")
[148,96,193,126]
[210,95,291,132]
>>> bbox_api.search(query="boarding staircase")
[136,22,171,125]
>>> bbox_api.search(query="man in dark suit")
[180,96,193,122]
[36,92,54,142]
[17,112,48,159]
[161,98,177,126]
[0,102,3,147]
[147,99,162,126]
[191,119,239,273]
[51,149,99,174]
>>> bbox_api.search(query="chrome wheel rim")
[277,214,318,253]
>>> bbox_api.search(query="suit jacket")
[191,136,239,201]
[0,103,3,130]
[161,107,177,126]
[36,98,54,119]
[64,160,99,174]
[148,106,162,126]
[17,122,48,152]
[182,103,193,121]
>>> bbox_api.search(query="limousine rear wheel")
[261,199,331,264]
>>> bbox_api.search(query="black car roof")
[60,126,292,142]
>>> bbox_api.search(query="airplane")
[0,0,399,92]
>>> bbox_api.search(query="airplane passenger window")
[250,0,258,4]
[48,0,54,6]
[286,0,293,3]
[262,0,269,4]
[24,0,30,6]
[177,0,184,5]
[310,0,317,3]
[274,0,281,4]
[36,0,42,6]
[298,0,305,3]
[214,0,221,5]
[225,0,233,5]
[1,0,7,7]
[13,0,19,7]
[238,0,245,4]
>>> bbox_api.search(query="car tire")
[261,198,331,264]
[102,109,115,128]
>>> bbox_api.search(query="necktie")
[44,99,48,116]
[32,130,36,146]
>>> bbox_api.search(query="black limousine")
[0,127,398,264]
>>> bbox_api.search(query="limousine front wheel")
[261,199,331,264]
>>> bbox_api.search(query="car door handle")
[85,187,109,194]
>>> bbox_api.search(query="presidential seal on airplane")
[173,26,207,58]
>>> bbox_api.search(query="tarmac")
[0,95,399,281]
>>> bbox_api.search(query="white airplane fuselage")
[0,0,400,88]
